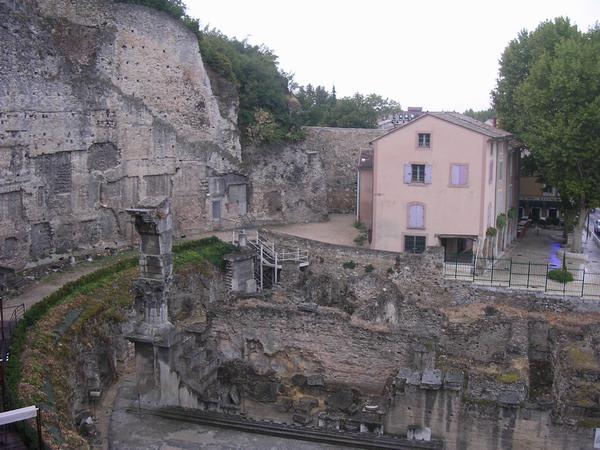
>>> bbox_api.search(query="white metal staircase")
[232,230,308,290]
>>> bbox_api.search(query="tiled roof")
[371,111,513,144]
[428,112,512,139]
[358,149,373,169]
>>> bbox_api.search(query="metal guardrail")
[231,230,309,290]
[444,257,600,298]
[232,230,309,266]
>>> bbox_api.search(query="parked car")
[595,219,600,235]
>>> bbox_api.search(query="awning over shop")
[435,234,478,240]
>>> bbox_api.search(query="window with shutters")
[450,164,468,186]
[405,235,426,253]
[407,203,425,229]
[488,160,494,184]
[404,164,432,185]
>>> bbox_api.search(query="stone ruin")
[117,202,599,450]
[126,197,179,403]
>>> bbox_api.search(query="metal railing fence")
[444,257,600,298]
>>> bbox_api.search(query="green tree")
[294,87,401,128]
[492,18,600,252]
[463,108,496,123]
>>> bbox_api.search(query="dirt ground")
[268,214,361,247]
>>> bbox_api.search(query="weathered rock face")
[301,127,385,214]
[0,0,241,270]
[0,0,382,272]
[244,140,328,225]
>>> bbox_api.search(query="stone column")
[126,197,173,331]
[126,197,178,403]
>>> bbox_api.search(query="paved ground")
[109,375,345,450]
[500,218,600,274]
[267,214,360,247]
[503,227,569,267]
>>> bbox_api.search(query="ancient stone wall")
[302,127,385,213]
[386,382,593,450]
[0,0,241,270]
[0,0,384,272]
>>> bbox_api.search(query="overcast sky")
[185,0,599,112]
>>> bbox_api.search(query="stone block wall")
[0,0,241,270]
[386,383,593,450]
[302,127,385,214]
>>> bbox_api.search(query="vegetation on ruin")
[7,237,234,449]
[565,346,599,372]
[486,226,498,237]
[496,371,523,384]
[364,264,374,274]
[116,0,401,143]
[342,260,357,269]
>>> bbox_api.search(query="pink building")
[360,112,520,261]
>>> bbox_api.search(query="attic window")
[418,133,431,148]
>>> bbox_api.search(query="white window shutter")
[404,164,412,184]
[424,165,432,184]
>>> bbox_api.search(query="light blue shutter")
[424,165,432,184]
[404,164,412,184]
[409,204,425,228]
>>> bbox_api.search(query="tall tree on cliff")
[492,18,600,252]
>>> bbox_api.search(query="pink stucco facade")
[369,113,519,256]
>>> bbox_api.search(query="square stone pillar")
[126,197,178,403]
[126,197,173,330]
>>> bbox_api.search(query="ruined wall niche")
[87,142,120,171]
[207,173,249,224]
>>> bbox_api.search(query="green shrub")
[547,268,574,283]
[387,267,394,274]
[342,261,356,269]
[353,221,367,231]
[354,234,367,246]
[486,227,498,237]
[496,213,507,229]
[364,264,374,273]
[508,207,518,220]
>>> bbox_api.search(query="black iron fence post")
[544,264,549,292]
[490,255,495,284]
[454,256,458,279]
[508,258,513,286]
[581,268,586,297]
[526,261,531,288]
